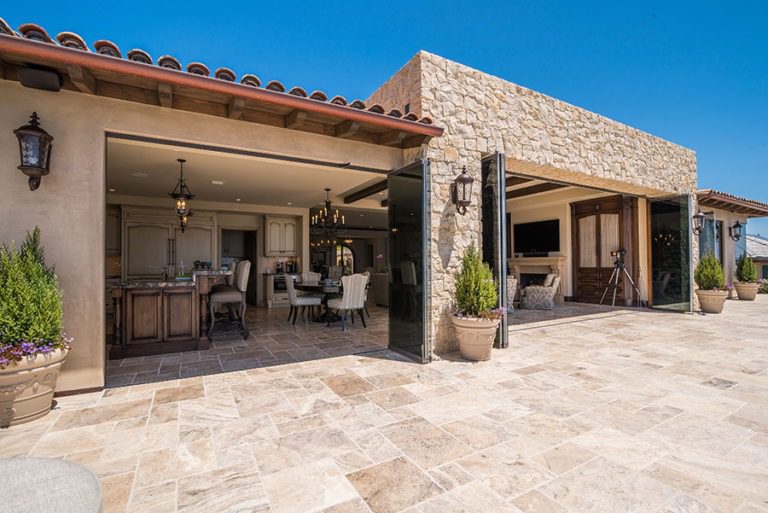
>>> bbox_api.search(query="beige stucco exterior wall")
[703,207,748,284]
[0,79,403,392]
[369,51,696,354]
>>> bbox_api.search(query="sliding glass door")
[387,159,430,362]
[649,195,692,311]
[481,154,508,348]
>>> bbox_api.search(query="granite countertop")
[193,270,232,276]
[116,280,196,289]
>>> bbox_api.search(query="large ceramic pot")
[0,349,68,427]
[451,316,500,362]
[734,282,759,301]
[695,289,728,314]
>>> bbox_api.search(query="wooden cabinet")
[264,217,298,256]
[163,288,198,342]
[174,225,215,273]
[125,289,164,344]
[125,223,173,279]
[221,230,245,257]
[105,207,122,256]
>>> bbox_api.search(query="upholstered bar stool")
[209,260,251,337]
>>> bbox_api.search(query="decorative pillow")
[543,273,556,287]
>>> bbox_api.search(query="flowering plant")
[0,228,70,368]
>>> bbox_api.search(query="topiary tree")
[453,245,500,319]
[735,254,758,283]
[694,251,725,290]
[0,227,67,368]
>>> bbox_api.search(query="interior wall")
[0,79,403,392]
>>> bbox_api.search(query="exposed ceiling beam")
[66,64,96,94]
[344,180,388,204]
[157,83,173,108]
[284,109,307,129]
[335,120,360,139]
[506,182,567,199]
[379,130,408,146]
[228,97,245,119]
[381,199,389,207]
[505,176,532,187]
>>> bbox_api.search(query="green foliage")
[454,246,498,318]
[735,254,758,283]
[694,251,725,291]
[0,227,64,345]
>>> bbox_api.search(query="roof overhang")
[0,33,443,148]
[697,189,768,218]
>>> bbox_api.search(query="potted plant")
[451,246,503,361]
[694,251,728,314]
[734,254,759,301]
[0,228,70,427]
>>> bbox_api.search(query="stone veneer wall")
[369,51,698,354]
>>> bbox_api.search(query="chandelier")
[168,158,195,232]
[311,188,345,240]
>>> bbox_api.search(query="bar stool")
[209,260,251,338]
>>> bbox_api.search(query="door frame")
[481,153,508,348]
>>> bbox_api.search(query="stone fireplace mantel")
[508,255,567,303]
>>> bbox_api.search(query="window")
[762,265,768,280]
[335,244,354,274]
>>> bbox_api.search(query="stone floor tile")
[101,471,134,513]
[458,442,555,497]
[177,463,269,513]
[320,498,373,513]
[127,481,177,513]
[512,490,566,513]
[252,425,357,475]
[366,386,421,410]
[263,458,358,513]
[416,482,520,512]
[532,441,596,475]
[660,494,727,513]
[571,426,664,470]
[322,372,379,397]
[381,416,472,469]
[135,438,216,488]
[426,462,474,492]
[50,398,152,431]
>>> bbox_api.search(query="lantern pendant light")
[168,159,195,231]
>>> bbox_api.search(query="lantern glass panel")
[20,134,43,167]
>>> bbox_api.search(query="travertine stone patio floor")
[2,298,767,512]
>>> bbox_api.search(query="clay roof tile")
[329,95,348,106]
[240,74,261,87]
[186,62,209,76]
[127,49,152,64]
[56,32,89,51]
[288,86,308,97]
[367,104,385,114]
[215,67,236,81]
[402,113,419,121]
[418,116,433,125]
[157,55,182,70]
[265,80,285,92]
[309,90,328,101]
[387,109,403,118]
[18,23,53,43]
[0,17,16,36]
[349,99,366,109]
[94,40,122,58]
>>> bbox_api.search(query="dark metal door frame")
[482,153,508,348]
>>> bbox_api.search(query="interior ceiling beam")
[66,64,96,94]
[506,182,567,199]
[157,83,173,108]
[284,109,307,129]
[344,180,388,204]
[228,97,245,119]
[505,176,532,187]
[335,120,360,139]
[381,199,389,207]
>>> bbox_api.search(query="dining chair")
[286,276,322,325]
[209,260,251,337]
[327,266,343,281]
[327,274,368,330]
[362,270,371,318]
[301,271,321,283]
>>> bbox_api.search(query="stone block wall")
[369,51,698,354]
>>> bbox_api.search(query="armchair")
[521,274,560,310]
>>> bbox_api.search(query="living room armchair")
[521,273,561,310]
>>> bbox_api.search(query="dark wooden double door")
[572,195,636,303]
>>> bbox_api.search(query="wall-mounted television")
[513,219,560,256]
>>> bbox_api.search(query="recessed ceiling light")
[211,180,225,185]
[108,188,115,192]
[235,198,241,202]
[131,171,149,178]
[359,214,364,217]
[379,192,384,195]
[287,202,292,205]
[369,225,373,228]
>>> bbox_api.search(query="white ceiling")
[106,138,387,210]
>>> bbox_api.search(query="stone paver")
[2,298,767,512]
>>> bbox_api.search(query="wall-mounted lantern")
[729,220,743,242]
[450,166,474,215]
[14,112,53,191]
[691,210,706,235]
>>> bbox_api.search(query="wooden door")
[572,196,623,303]
[125,223,172,279]
[163,288,198,342]
[174,225,214,274]
[125,289,163,344]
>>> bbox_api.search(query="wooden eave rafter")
[697,190,768,218]
[0,35,443,149]
[506,182,567,199]
[343,179,388,204]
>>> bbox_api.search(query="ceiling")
[106,138,387,210]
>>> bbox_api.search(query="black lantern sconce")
[691,210,714,236]
[450,166,474,215]
[14,112,53,191]
[729,220,743,242]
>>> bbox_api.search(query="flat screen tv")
[513,219,560,256]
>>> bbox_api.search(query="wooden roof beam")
[381,199,389,208]
[506,182,567,199]
[284,109,307,129]
[228,97,245,119]
[66,64,95,94]
[344,179,388,204]
[505,176,532,187]
[379,130,407,146]
[157,83,172,108]
[335,120,360,139]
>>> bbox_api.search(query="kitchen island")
[110,270,231,359]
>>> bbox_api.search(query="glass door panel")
[650,195,692,311]
[388,159,429,362]
[481,154,508,348]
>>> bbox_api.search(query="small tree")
[735,254,758,283]
[694,251,725,291]
[453,246,500,319]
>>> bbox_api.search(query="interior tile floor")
[106,305,389,388]
[2,297,767,513]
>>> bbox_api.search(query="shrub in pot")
[451,246,503,361]
[734,254,759,301]
[694,251,727,314]
[0,228,70,427]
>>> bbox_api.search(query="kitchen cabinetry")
[221,230,245,257]
[105,206,121,256]
[264,217,298,256]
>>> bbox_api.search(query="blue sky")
[4,2,766,233]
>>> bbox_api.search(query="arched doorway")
[335,244,354,274]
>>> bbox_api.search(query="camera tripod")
[600,252,646,308]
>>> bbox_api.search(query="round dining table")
[294,281,341,322]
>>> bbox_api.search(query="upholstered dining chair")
[362,270,371,318]
[209,260,251,337]
[327,266,343,281]
[327,274,368,330]
[286,276,322,325]
[301,271,321,283]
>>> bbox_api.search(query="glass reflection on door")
[650,196,692,311]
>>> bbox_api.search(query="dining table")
[294,281,341,322]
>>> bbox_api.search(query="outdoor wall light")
[450,166,474,215]
[729,220,743,242]
[14,112,53,191]
[691,210,715,236]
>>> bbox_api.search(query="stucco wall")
[0,80,403,391]
[369,51,696,354]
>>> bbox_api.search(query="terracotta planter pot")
[695,289,728,314]
[734,282,759,301]
[0,348,68,427]
[451,316,500,362]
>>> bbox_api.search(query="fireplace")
[508,255,566,303]
[520,273,548,289]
